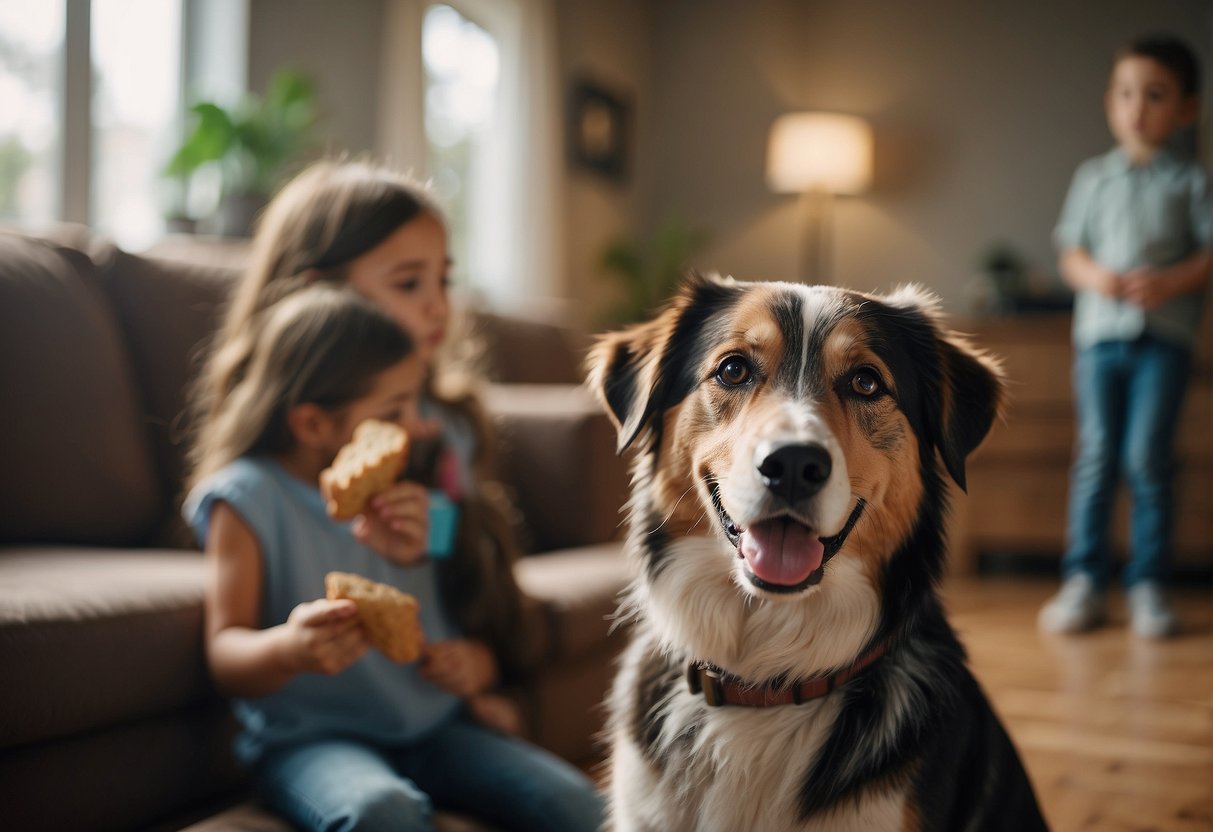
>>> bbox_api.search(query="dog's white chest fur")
[606,535,905,831]
[608,636,908,831]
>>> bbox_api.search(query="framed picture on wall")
[568,79,629,182]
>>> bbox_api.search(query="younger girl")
[184,294,603,826]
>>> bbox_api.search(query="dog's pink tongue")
[740,518,824,586]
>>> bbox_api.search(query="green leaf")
[165,103,236,176]
[601,242,644,284]
[598,215,711,324]
[163,68,319,202]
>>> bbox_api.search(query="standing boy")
[1040,34,1211,638]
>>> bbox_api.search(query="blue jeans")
[1063,335,1192,589]
[255,717,605,832]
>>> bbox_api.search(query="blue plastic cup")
[426,490,459,559]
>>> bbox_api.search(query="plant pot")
[215,192,266,238]
[164,216,197,235]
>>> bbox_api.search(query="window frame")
[61,0,90,223]
[15,0,240,237]
[378,0,563,309]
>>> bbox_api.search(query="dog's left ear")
[879,287,1005,492]
[928,333,1004,491]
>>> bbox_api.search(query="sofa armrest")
[482,384,629,554]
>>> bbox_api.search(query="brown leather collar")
[686,643,887,707]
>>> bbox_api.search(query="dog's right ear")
[587,271,737,454]
[586,317,668,453]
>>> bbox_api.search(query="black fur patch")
[770,289,849,400]
[638,514,672,581]
[770,292,807,389]
[624,276,742,454]
[854,298,998,491]
[629,644,695,773]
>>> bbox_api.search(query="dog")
[587,273,1048,831]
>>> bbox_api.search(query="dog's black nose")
[758,443,832,503]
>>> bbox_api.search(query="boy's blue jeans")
[255,717,605,832]
[1063,335,1192,589]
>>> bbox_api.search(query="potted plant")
[165,68,319,237]
[599,214,710,324]
[978,241,1029,312]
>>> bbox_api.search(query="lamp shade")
[766,112,873,195]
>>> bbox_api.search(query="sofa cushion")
[0,547,213,749]
[513,543,628,762]
[0,702,242,832]
[484,384,630,553]
[89,243,239,530]
[513,542,628,662]
[471,311,589,384]
[0,233,162,545]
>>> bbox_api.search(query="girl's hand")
[279,598,369,676]
[420,639,498,696]
[353,481,429,566]
[468,693,524,736]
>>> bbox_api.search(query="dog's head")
[588,272,1002,603]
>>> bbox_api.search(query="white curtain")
[377,0,427,178]
[377,0,564,311]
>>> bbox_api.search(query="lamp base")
[797,189,833,285]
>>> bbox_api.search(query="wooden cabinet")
[949,313,1213,576]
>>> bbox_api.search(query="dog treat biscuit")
[320,419,409,521]
[324,571,424,663]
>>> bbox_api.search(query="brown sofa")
[0,228,631,831]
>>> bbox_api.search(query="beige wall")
[244,0,1212,318]
[555,0,655,327]
[639,0,1212,311]
[247,0,386,166]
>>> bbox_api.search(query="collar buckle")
[686,661,726,707]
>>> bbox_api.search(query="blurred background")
[2,7,1211,829]
[2,0,1209,324]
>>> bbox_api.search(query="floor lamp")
[766,112,873,285]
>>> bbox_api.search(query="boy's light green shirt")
[1054,146,1212,349]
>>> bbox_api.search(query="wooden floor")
[941,577,1212,832]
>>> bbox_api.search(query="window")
[380,0,562,309]
[0,0,182,250]
[422,3,500,290]
[91,0,183,250]
[0,2,63,225]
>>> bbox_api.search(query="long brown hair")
[194,160,439,428]
[189,158,539,679]
[187,284,414,493]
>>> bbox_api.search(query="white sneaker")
[1128,581,1179,639]
[1038,573,1107,633]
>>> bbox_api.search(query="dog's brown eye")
[716,356,753,387]
[851,369,881,397]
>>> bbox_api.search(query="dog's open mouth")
[710,483,865,593]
